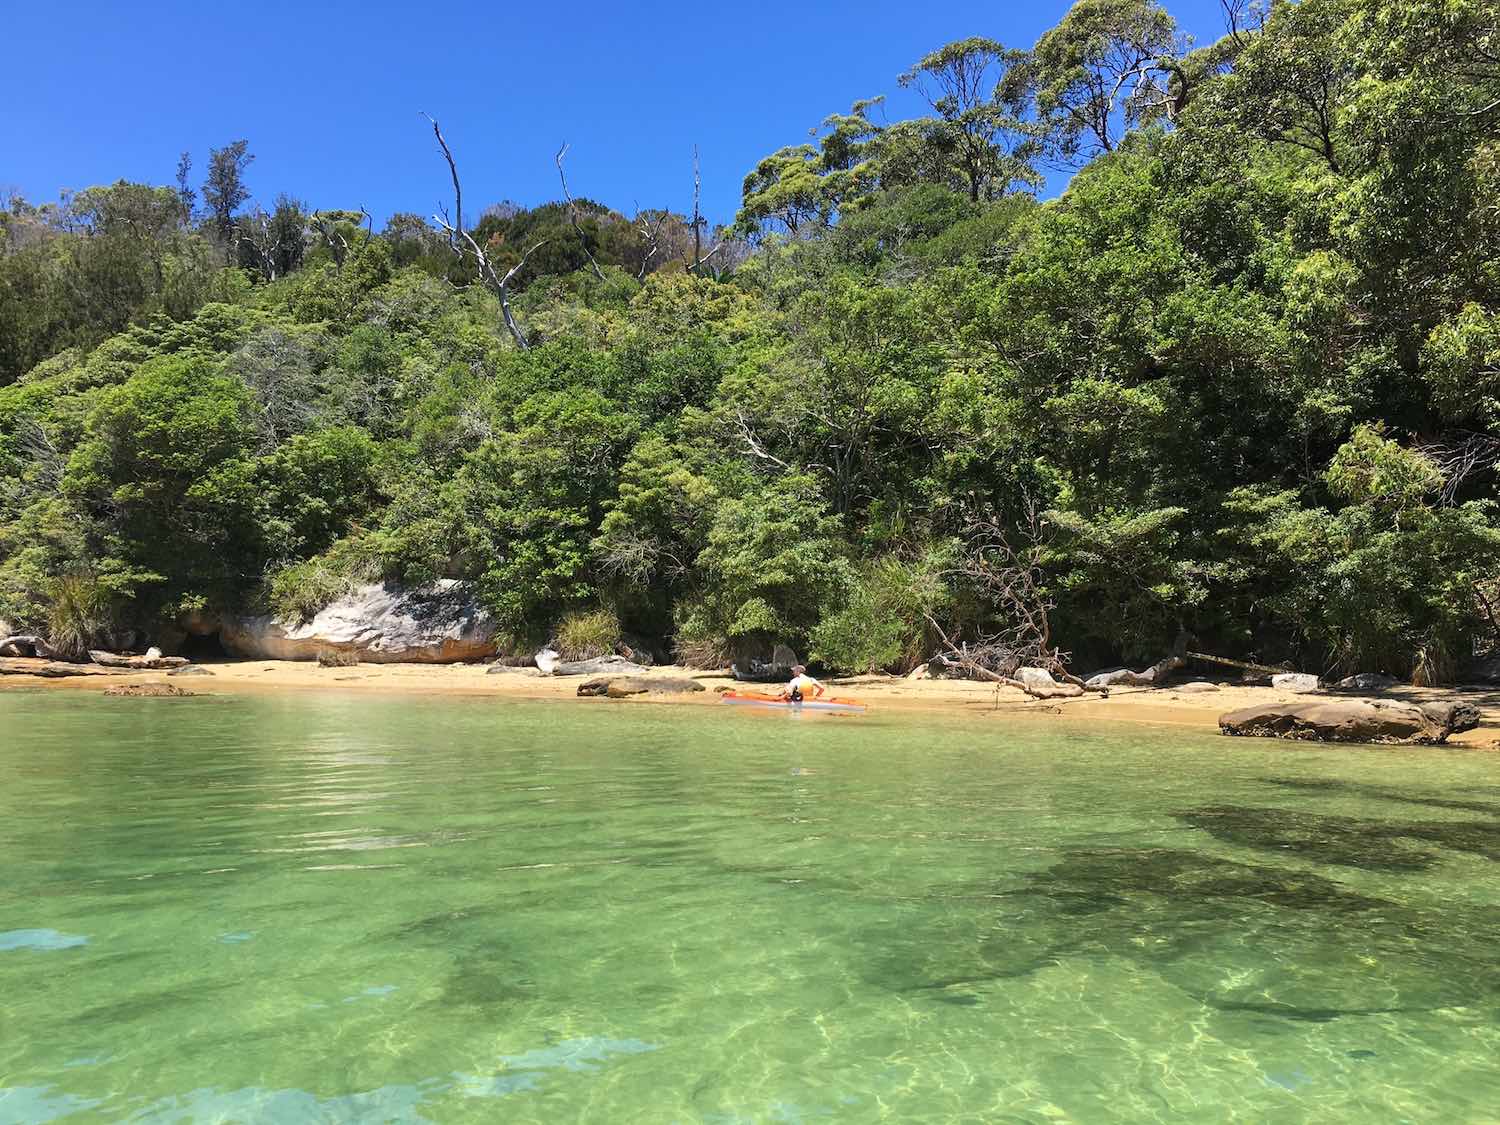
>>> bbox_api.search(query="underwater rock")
[103,682,194,697]
[222,580,497,663]
[1219,699,1480,745]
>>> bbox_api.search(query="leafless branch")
[734,408,793,472]
[424,112,544,351]
[687,145,722,275]
[556,143,606,281]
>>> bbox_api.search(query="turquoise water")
[3,691,1500,1122]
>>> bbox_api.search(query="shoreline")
[3,657,1498,746]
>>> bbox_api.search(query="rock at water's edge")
[1219,699,1480,745]
[104,682,194,698]
[578,676,706,697]
[222,581,496,663]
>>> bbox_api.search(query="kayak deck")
[719,690,867,714]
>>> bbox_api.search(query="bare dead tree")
[733,408,794,473]
[309,207,372,270]
[1418,431,1500,504]
[633,203,667,281]
[555,143,606,281]
[925,497,1107,698]
[686,145,722,276]
[424,114,549,351]
[1220,0,1267,44]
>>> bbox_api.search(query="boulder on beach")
[222,581,497,663]
[1085,655,1186,689]
[1336,672,1400,691]
[1014,667,1084,699]
[549,654,650,677]
[1271,672,1321,694]
[1219,699,1480,745]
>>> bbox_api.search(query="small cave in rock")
[179,631,229,661]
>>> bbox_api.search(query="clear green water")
[3,692,1500,1123]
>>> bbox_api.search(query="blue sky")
[3,0,1230,228]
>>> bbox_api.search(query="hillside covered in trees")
[4,0,1500,682]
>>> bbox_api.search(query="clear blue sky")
[3,0,1230,229]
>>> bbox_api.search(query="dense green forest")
[5,0,1500,681]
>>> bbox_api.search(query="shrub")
[812,549,952,674]
[553,606,621,661]
[46,575,112,659]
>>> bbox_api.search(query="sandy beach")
[3,657,1498,747]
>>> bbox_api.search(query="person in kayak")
[781,665,825,703]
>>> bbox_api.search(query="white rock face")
[222,581,497,663]
[1272,672,1321,694]
[1015,666,1084,698]
[1336,673,1399,691]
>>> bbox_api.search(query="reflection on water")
[3,691,1500,1121]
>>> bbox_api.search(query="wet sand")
[4,657,1498,747]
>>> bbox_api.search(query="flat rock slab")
[552,655,650,677]
[89,650,189,670]
[578,676,707,698]
[1220,699,1480,745]
[0,658,112,678]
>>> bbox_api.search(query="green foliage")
[812,548,953,673]
[690,476,854,652]
[5,0,1500,682]
[553,606,622,660]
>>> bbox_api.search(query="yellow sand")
[3,657,1496,748]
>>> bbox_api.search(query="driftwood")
[89,650,189,670]
[920,500,1109,701]
[1086,654,1186,689]
[1187,651,1293,677]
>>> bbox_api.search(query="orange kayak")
[719,690,867,714]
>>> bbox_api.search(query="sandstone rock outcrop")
[1219,699,1480,745]
[222,581,497,663]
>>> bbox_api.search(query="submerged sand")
[3,657,1498,748]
